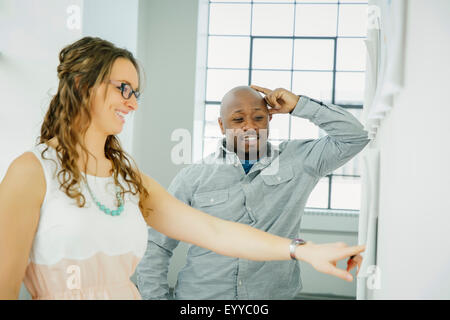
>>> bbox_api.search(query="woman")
[0,37,364,300]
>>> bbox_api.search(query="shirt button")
[210,198,214,203]
[238,280,242,286]
[277,176,281,181]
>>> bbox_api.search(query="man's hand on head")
[250,85,300,115]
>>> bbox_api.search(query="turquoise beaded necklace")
[85,180,124,216]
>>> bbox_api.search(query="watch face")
[290,239,305,260]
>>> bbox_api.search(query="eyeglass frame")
[109,80,141,100]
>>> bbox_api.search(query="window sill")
[301,208,359,233]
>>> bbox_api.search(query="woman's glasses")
[109,80,140,100]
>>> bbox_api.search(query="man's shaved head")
[220,86,267,118]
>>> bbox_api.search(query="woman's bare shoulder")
[1,151,46,202]
[9,151,44,176]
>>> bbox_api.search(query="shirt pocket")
[260,164,295,186]
[188,189,230,258]
[260,165,295,209]
[193,188,229,208]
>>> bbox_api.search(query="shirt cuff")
[289,95,322,120]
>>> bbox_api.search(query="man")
[136,85,370,299]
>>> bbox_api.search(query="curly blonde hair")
[38,36,150,217]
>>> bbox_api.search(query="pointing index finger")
[250,84,272,95]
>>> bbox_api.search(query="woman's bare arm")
[139,172,365,282]
[0,153,45,299]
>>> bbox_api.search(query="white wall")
[370,0,450,299]
[0,0,82,180]
[133,0,200,187]
[0,0,139,177]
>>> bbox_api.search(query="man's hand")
[251,85,300,114]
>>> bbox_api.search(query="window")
[201,0,368,211]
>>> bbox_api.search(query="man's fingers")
[264,95,279,110]
[250,84,272,95]
[268,108,279,115]
[265,93,282,109]
[253,86,285,110]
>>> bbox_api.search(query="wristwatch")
[289,238,306,260]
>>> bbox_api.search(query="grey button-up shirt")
[136,96,370,300]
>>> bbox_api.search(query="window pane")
[250,70,291,91]
[295,4,338,37]
[209,4,251,35]
[252,38,293,70]
[294,39,334,71]
[306,177,329,209]
[292,71,333,103]
[206,69,249,101]
[208,36,250,68]
[205,104,220,122]
[252,4,295,36]
[338,4,368,37]
[331,176,361,210]
[269,113,290,140]
[290,116,320,140]
[204,121,222,138]
[337,38,367,71]
[334,71,365,105]
[203,138,221,158]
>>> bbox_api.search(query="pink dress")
[23,143,148,299]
